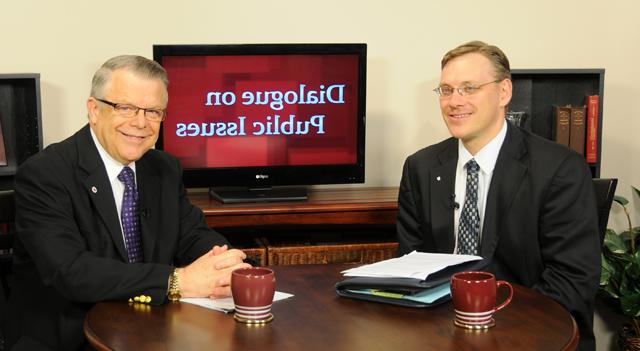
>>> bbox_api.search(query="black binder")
[335,258,491,308]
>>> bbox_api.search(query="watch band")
[168,268,181,302]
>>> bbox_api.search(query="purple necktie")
[118,166,144,263]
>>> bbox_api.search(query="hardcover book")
[553,106,571,147]
[585,95,599,163]
[0,115,7,166]
[569,106,586,156]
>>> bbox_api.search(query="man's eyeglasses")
[94,98,166,122]
[433,80,501,97]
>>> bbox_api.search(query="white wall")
[2,1,638,195]
[2,1,639,348]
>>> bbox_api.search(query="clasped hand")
[177,245,251,299]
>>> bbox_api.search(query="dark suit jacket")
[6,125,229,350]
[397,123,600,350]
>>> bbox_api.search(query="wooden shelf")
[189,186,399,228]
[190,187,400,265]
[510,69,605,177]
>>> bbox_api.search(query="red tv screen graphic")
[162,54,360,168]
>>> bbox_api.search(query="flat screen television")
[153,44,366,203]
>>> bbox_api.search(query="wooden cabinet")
[189,187,400,265]
[510,69,604,177]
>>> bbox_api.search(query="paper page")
[181,291,294,313]
[341,251,481,280]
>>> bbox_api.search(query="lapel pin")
[436,176,441,182]
[91,186,98,194]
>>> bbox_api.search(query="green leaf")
[632,226,640,241]
[605,255,626,277]
[600,266,611,285]
[631,251,640,280]
[600,255,624,297]
[605,230,628,254]
[622,230,635,242]
[603,283,620,299]
[615,195,629,206]
[621,292,640,317]
[619,254,640,296]
[601,254,613,285]
[599,186,640,316]
[620,273,633,296]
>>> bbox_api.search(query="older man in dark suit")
[396,41,600,350]
[7,55,250,350]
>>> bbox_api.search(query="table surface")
[84,264,578,351]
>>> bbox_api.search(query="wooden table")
[84,264,578,351]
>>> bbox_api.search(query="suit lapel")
[77,126,128,261]
[480,123,528,258]
[136,155,160,262]
[431,140,458,253]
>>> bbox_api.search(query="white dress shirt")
[90,128,137,247]
[453,120,507,253]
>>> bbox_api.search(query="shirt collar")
[457,119,508,174]
[90,128,136,180]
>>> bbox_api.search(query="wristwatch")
[167,269,181,302]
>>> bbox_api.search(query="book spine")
[585,95,599,163]
[0,116,7,166]
[569,106,586,156]
[554,106,571,147]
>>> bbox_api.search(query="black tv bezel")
[153,43,367,189]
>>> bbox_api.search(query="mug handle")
[495,280,513,312]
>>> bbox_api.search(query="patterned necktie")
[118,166,144,263]
[457,159,480,255]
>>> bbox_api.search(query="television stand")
[209,186,308,204]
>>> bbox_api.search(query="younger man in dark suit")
[396,41,600,350]
[7,55,251,350]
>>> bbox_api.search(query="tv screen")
[153,44,366,202]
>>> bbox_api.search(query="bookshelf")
[0,74,43,190]
[509,69,604,177]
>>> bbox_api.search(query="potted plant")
[600,186,640,350]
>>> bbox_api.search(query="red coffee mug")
[450,271,513,329]
[231,267,276,324]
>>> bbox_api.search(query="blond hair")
[441,41,511,81]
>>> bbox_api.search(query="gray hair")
[90,55,168,98]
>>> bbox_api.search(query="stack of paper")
[342,251,482,280]
[338,251,483,305]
